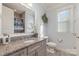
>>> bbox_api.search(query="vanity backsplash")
[0,33,38,45]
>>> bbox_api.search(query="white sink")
[24,40,35,43]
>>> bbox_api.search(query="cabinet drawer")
[28,42,42,53]
[9,48,27,56]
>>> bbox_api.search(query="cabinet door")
[36,47,43,56]
[28,51,36,56]
[36,46,46,56]
[39,40,47,56]
[28,42,41,53]
[27,40,46,56]
[2,6,14,34]
[17,49,27,56]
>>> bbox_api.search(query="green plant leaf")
[42,13,48,23]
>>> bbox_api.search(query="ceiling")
[34,3,75,11]
[3,3,75,13]
[3,3,30,14]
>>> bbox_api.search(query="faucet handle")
[72,33,76,36]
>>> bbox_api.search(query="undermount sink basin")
[24,40,35,43]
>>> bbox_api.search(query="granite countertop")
[0,38,45,56]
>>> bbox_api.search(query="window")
[58,8,73,32]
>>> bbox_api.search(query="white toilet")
[47,42,57,55]
[42,36,57,55]
[47,42,57,48]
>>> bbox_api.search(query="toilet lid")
[47,42,57,48]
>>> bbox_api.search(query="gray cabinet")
[28,51,36,56]
[27,39,46,56]
[37,40,47,56]
[9,48,27,56]
[8,39,46,56]
[27,42,41,56]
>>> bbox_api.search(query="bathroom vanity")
[0,36,47,56]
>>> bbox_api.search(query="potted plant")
[42,13,48,23]
[31,24,38,37]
